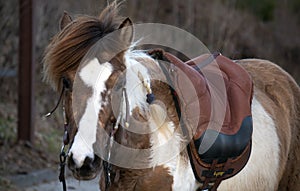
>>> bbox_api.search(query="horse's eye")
[62,77,72,90]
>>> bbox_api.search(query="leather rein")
[44,77,71,191]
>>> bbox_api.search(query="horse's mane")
[43,2,123,91]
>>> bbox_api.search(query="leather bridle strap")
[59,145,68,191]
[44,84,65,118]
[44,77,70,191]
[58,97,69,191]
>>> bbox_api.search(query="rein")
[44,77,70,191]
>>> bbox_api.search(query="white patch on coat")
[148,109,200,190]
[218,97,280,191]
[124,51,152,113]
[69,58,113,168]
[149,120,199,190]
[164,153,200,191]
[149,121,180,165]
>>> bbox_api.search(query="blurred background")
[0,0,299,190]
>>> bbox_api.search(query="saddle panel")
[195,116,253,163]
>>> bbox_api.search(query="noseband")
[44,77,71,191]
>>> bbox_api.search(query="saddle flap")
[163,52,210,136]
[213,55,253,135]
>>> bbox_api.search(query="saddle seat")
[149,49,253,191]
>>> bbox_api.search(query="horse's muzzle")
[68,154,102,180]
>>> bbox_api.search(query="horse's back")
[237,59,300,190]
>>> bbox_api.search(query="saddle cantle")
[149,49,253,191]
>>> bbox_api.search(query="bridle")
[45,77,71,191]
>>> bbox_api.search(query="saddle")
[149,49,253,191]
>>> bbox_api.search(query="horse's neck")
[119,50,183,166]
[147,79,184,165]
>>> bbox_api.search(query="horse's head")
[44,2,194,184]
[43,3,142,180]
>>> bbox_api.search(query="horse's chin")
[72,170,98,180]
[70,162,101,180]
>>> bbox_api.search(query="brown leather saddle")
[149,49,253,191]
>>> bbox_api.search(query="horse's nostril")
[83,156,94,166]
[68,153,76,169]
[81,156,95,170]
[68,154,101,180]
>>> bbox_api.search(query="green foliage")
[289,0,300,21]
[235,0,277,21]
[0,177,16,191]
[0,117,16,144]
[39,127,61,154]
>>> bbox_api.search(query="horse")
[43,3,300,191]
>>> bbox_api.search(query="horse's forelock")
[43,2,123,91]
[98,1,124,32]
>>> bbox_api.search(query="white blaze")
[69,58,113,168]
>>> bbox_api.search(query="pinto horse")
[43,3,300,191]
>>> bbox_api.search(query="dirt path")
[4,169,99,191]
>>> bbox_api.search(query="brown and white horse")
[43,3,300,191]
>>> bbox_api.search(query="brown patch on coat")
[98,100,175,190]
[238,59,300,190]
[100,166,173,191]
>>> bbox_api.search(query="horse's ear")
[60,11,72,30]
[118,18,134,46]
